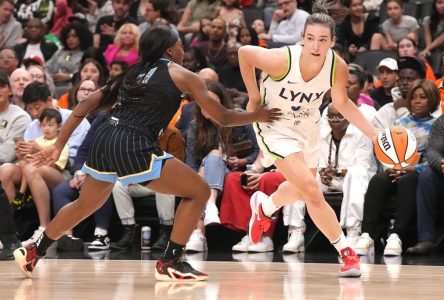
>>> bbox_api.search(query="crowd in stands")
[0,0,444,263]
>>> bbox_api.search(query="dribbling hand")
[32,144,62,168]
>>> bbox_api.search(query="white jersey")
[254,44,337,168]
[260,43,336,127]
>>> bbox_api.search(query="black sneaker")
[110,225,136,250]
[152,225,173,251]
[155,258,208,281]
[57,235,84,251]
[0,240,21,261]
[88,235,110,251]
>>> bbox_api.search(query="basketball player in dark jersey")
[13,25,281,281]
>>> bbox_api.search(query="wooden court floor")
[1,258,444,300]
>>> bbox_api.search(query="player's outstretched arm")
[330,59,378,140]
[170,64,281,127]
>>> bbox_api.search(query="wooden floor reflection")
[2,256,444,300]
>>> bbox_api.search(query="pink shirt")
[104,44,139,66]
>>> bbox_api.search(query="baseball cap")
[0,71,10,85]
[23,55,44,67]
[397,56,426,78]
[377,58,398,71]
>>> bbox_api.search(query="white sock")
[261,195,282,218]
[331,232,350,254]
[94,227,108,237]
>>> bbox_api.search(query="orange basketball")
[374,126,419,169]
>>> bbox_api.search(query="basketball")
[374,126,419,169]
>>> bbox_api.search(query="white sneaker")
[185,229,208,252]
[354,233,374,256]
[0,241,3,249]
[384,233,402,256]
[21,226,46,246]
[204,202,220,226]
[247,236,274,252]
[283,226,305,253]
[232,235,251,252]
[346,226,361,247]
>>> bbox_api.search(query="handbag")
[232,139,253,158]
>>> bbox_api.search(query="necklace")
[207,41,225,60]
[327,133,341,169]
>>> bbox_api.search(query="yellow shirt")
[35,136,70,170]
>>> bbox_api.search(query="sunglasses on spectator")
[327,114,345,121]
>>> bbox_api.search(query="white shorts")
[253,120,320,169]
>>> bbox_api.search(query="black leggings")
[0,189,17,243]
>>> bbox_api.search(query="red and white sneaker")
[248,191,277,244]
[13,243,42,278]
[339,247,361,277]
[155,259,208,281]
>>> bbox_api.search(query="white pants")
[112,181,175,225]
[283,201,306,228]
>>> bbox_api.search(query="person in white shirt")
[259,0,309,47]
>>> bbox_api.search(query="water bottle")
[141,226,151,250]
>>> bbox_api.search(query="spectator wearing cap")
[373,56,427,129]
[0,71,32,165]
[0,0,23,49]
[370,58,399,108]
[14,19,58,67]
[0,48,19,75]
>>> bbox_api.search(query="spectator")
[355,79,439,257]
[177,0,221,35]
[86,0,114,33]
[237,26,259,46]
[336,0,380,61]
[104,23,141,67]
[50,0,73,37]
[26,64,56,97]
[14,19,58,66]
[406,114,444,255]
[369,58,398,108]
[185,80,259,252]
[214,0,245,43]
[371,0,419,51]
[66,79,98,116]
[15,108,69,245]
[138,0,180,33]
[0,71,31,165]
[189,16,212,48]
[46,22,93,98]
[110,126,185,251]
[0,48,19,75]
[397,37,436,81]
[0,0,23,49]
[420,0,444,76]
[219,42,247,93]
[108,60,129,79]
[93,0,138,52]
[373,56,427,130]
[259,0,309,48]
[9,68,32,110]
[0,187,20,260]
[197,18,228,71]
[182,47,208,73]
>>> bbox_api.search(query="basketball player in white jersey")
[239,0,379,277]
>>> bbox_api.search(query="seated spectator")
[65,80,98,122]
[45,22,93,98]
[318,104,377,245]
[109,60,129,80]
[138,0,180,33]
[219,42,247,93]
[51,112,114,251]
[86,0,114,33]
[0,48,19,75]
[9,68,32,110]
[237,26,259,46]
[182,47,208,73]
[373,56,427,130]
[197,18,228,71]
[406,114,444,255]
[397,37,436,81]
[177,0,221,36]
[0,0,23,49]
[104,23,141,67]
[214,0,245,43]
[355,79,440,257]
[370,0,419,51]
[93,0,138,52]
[259,0,309,48]
[419,0,444,76]
[185,81,259,252]
[370,58,398,109]
[15,109,69,245]
[189,16,212,48]
[50,0,73,37]
[14,19,58,66]
[336,0,380,62]
[0,70,32,168]
[110,126,185,251]
[26,64,56,97]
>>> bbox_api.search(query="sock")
[162,240,184,261]
[331,232,351,254]
[94,227,108,236]
[261,195,281,218]
[35,232,55,256]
